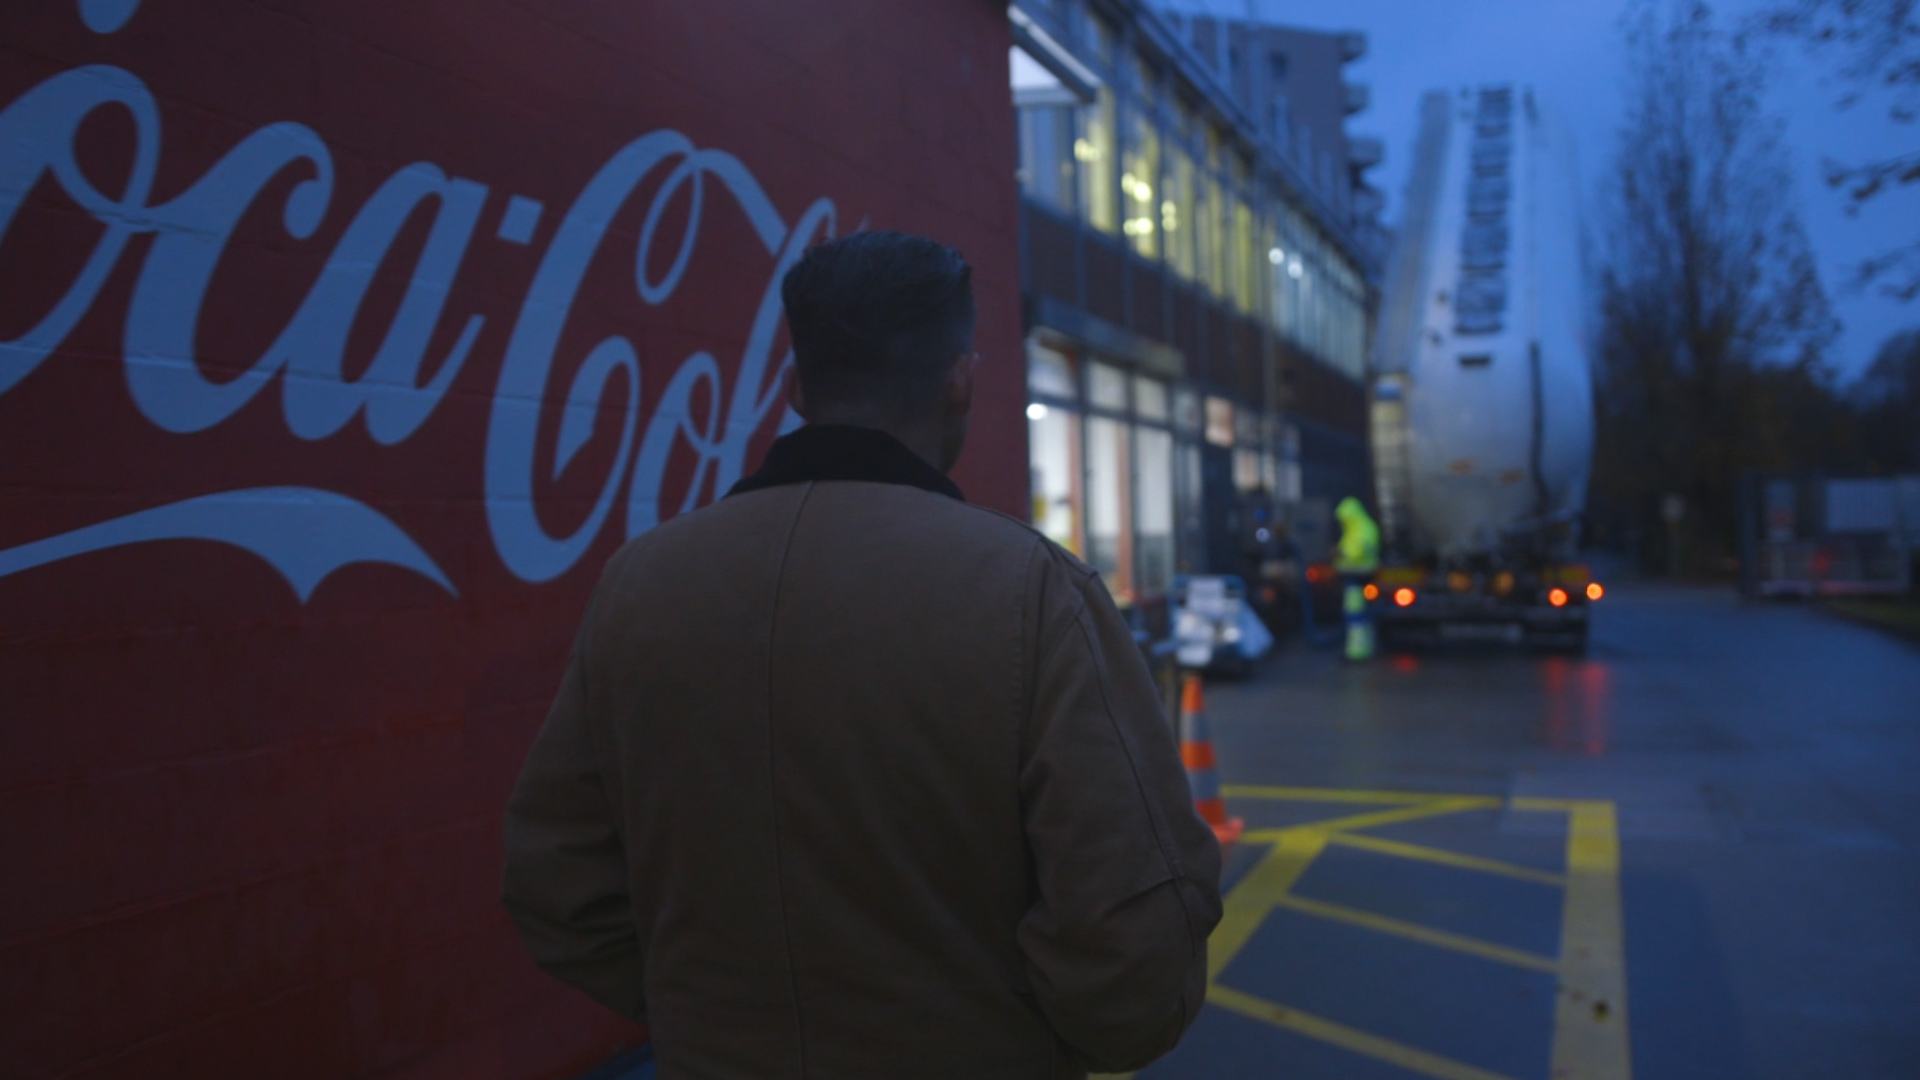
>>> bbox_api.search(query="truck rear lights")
[1394,588,1416,607]
[1586,582,1604,601]
[1363,584,1380,601]
[1548,588,1569,607]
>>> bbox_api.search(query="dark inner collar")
[726,424,966,502]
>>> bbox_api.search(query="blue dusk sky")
[1160,0,1919,381]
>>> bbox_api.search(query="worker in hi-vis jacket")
[1334,497,1380,661]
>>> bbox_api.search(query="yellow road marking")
[1271,893,1560,973]
[1223,784,1463,805]
[1549,801,1632,1080]
[1209,984,1523,1080]
[1241,796,1501,839]
[1210,828,1328,980]
[1325,831,1569,887]
[1201,789,1629,1080]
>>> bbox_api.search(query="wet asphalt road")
[1155,584,1920,1080]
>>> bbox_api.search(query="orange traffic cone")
[1179,673,1244,847]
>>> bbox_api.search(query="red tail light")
[1548,588,1569,608]
[1393,588,1416,607]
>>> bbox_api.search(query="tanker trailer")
[1368,85,1599,650]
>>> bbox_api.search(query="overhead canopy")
[1008,4,1101,107]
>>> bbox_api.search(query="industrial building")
[1009,0,1385,602]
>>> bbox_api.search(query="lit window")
[1028,342,1076,398]
[1088,362,1128,412]
[1029,400,1082,555]
[1086,415,1132,600]
[1204,396,1235,448]
[1122,107,1159,258]
[1078,90,1118,235]
[1133,376,1170,421]
[1135,426,1176,595]
[1163,139,1197,279]
[1234,448,1264,493]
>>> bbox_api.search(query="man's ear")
[787,368,810,420]
[945,353,975,417]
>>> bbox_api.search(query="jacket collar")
[726,423,966,502]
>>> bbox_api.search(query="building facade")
[1010,0,1384,605]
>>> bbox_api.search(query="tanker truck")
[1367,85,1599,650]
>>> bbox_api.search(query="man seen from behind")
[502,230,1223,1078]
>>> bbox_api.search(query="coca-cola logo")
[0,0,836,599]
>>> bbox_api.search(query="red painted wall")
[0,2,1023,1077]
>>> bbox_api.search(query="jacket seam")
[1065,588,1189,886]
[763,481,815,1079]
[1017,539,1037,782]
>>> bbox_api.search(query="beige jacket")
[503,431,1222,1079]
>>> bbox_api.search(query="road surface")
[1147,584,1920,1080]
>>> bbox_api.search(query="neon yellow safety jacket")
[1334,496,1380,575]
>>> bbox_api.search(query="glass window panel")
[1273,222,1296,341]
[1192,166,1213,292]
[1134,426,1176,596]
[1017,105,1076,215]
[1260,212,1279,324]
[1234,405,1260,446]
[1204,396,1235,448]
[1133,376,1169,421]
[1178,442,1204,572]
[1077,90,1118,235]
[1086,416,1132,600]
[1173,387,1202,433]
[1028,404,1082,554]
[1088,361,1128,412]
[1232,198,1256,315]
[1279,460,1303,502]
[1208,178,1230,297]
[1233,448,1263,493]
[1028,341,1076,399]
[1122,108,1159,258]
[1163,142,1196,279]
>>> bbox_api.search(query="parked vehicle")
[1740,473,1918,598]
[1367,86,1598,650]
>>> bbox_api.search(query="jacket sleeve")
[1015,548,1224,1073]
[500,625,646,1022]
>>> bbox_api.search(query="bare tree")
[1755,0,1920,299]
[1853,328,1920,467]
[1593,0,1843,574]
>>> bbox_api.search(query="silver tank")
[1370,86,1594,561]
